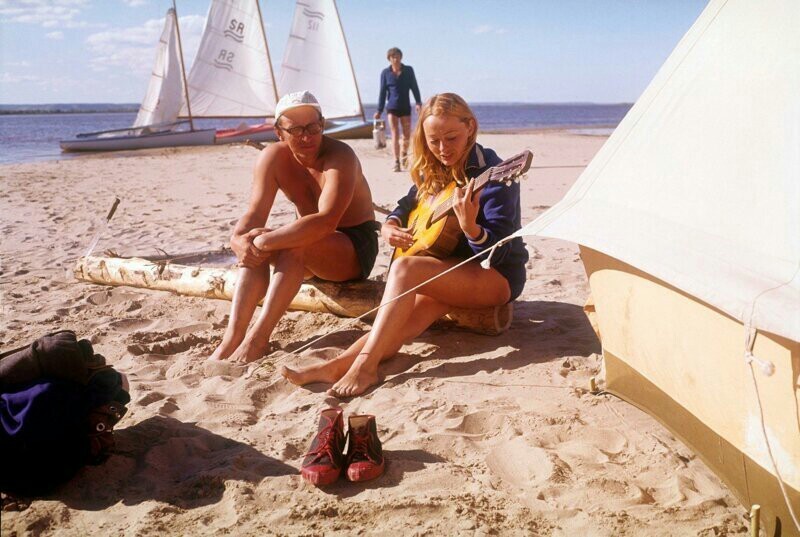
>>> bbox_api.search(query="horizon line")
[0,100,635,108]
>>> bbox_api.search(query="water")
[0,103,631,165]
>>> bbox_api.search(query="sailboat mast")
[333,0,365,122]
[172,0,195,131]
[255,0,280,114]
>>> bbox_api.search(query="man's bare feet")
[328,354,380,398]
[208,334,243,361]
[229,336,272,364]
[280,355,352,386]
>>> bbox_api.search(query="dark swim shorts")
[387,107,411,118]
[338,220,380,280]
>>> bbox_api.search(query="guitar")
[392,150,533,260]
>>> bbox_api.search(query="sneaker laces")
[348,429,374,463]
[306,420,341,464]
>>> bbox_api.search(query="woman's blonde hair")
[410,93,478,198]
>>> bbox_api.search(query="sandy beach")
[0,132,749,535]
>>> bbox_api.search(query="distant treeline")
[0,104,139,115]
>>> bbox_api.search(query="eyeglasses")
[278,120,324,137]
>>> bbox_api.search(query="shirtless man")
[208,91,378,366]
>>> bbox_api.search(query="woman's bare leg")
[329,257,510,397]
[281,294,450,385]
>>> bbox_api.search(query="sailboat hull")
[215,123,278,145]
[60,128,217,152]
[324,119,372,140]
[581,246,800,537]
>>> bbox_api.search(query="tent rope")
[742,314,800,531]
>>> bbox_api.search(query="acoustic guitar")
[392,150,533,260]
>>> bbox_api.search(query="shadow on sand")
[48,416,295,511]
[285,300,601,396]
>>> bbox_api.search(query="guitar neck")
[427,150,532,226]
[429,173,491,225]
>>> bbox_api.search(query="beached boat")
[520,0,799,534]
[276,0,371,139]
[59,122,215,152]
[60,8,215,152]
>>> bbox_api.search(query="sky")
[0,0,708,105]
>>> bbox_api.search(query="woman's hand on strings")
[453,178,482,239]
[381,221,414,249]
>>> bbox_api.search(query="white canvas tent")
[516,0,799,533]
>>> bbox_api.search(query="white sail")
[180,0,278,118]
[279,0,363,120]
[133,9,184,128]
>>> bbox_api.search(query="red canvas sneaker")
[300,408,345,486]
[345,415,385,482]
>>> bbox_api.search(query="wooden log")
[73,255,512,335]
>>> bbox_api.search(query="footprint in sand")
[202,359,248,378]
[486,438,554,490]
[108,318,156,333]
[127,324,214,356]
[85,289,142,306]
[445,410,507,438]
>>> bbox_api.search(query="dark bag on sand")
[0,331,130,494]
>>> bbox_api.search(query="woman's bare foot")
[280,355,352,386]
[328,355,380,398]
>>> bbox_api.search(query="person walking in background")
[374,47,422,172]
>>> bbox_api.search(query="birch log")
[73,256,512,335]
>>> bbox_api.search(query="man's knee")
[274,247,305,265]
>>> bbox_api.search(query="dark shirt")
[377,64,422,115]
[387,143,529,301]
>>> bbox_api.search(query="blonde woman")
[283,93,528,397]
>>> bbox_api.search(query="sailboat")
[60,7,216,152]
[183,0,282,145]
[278,0,371,139]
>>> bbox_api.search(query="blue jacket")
[387,143,529,300]
[377,65,422,115]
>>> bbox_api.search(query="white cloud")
[0,72,41,84]
[121,0,149,6]
[0,0,93,28]
[46,30,64,39]
[86,14,205,73]
[472,24,507,35]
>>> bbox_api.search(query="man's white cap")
[275,90,322,123]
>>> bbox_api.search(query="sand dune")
[1,133,748,535]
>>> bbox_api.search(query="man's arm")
[409,66,422,106]
[376,70,387,117]
[254,146,357,252]
[230,147,280,264]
